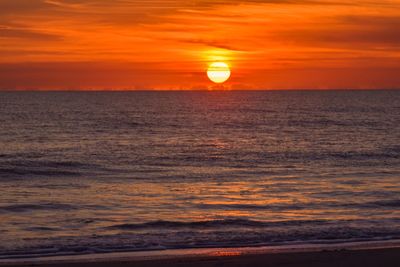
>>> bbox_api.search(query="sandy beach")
[1,242,400,267]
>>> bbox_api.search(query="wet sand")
[1,247,399,267]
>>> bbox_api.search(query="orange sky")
[1,0,400,90]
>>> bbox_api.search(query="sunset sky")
[1,0,400,90]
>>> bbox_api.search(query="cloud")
[1,0,400,89]
[267,14,400,48]
[0,0,50,13]
[0,26,62,41]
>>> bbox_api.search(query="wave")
[1,147,399,180]
[2,199,398,215]
[105,218,281,230]
[194,200,400,211]
[0,203,108,213]
[369,200,400,207]
[104,218,397,231]
[0,159,101,178]
[195,203,306,211]
[0,203,76,213]
[0,167,81,177]
[1,218,399,260]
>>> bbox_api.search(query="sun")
[207,62,231,84]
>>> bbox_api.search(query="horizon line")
[1,88,400,92]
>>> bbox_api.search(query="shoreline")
[1,239,400,267]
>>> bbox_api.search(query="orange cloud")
[1,0,400,89]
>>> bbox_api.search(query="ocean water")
[0,90,399,258]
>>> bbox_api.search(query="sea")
[0,90,399,259]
